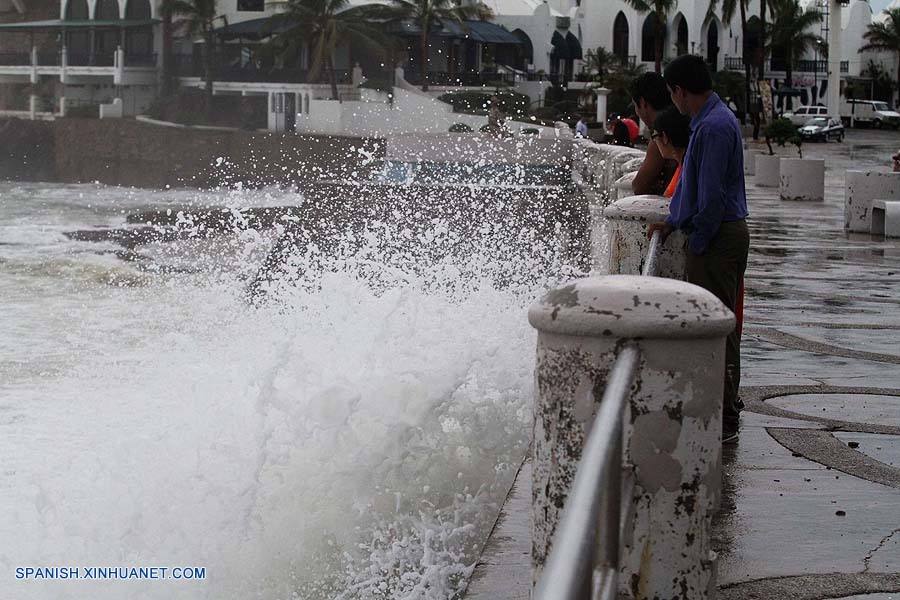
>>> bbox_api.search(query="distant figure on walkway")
[609,114,632,146]
[622,115,640,143]
[575,116,589,138]
[485,96,509,137]
[893,149,900,172]
[630,72,678,195]
[648,54,750,444]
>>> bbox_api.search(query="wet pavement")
[715,128,900,600]
[463,129,900,600]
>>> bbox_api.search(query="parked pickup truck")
[841,99,900,129]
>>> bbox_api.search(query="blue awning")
[391,20,522,44]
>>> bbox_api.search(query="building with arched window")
[0,0,895,127]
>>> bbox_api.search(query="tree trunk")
[758,0,766,82]
[654,13,663,74]
[420,28,429,91]
[740,0,749,124]
[204,28,214,121]
[896,59,900,107]
[161,0,174,98]
[329,53,339,100]
[785,40,793,111]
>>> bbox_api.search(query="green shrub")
[765,117,802,157]
[449,122,473,133]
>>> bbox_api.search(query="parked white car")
[782,105,829,126]
[841,99,900,129]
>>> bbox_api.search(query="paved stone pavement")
[464,129,900,600]
[715,129,900,600]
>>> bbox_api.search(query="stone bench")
[872,200,900,238]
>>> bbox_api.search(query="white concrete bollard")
[754,154,781,186]
[622,157,644,173]
[604,195,688,279]
[529,274,732,599]
[743,149,763,176]
[613,172,638,202]
[844,171,900,233]
[872,200,900,238]
[780,158,825,201]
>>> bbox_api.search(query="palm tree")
[584,46,619,86]
[768,0,821,108]
[626,0,677,73]
[169,0,221,116]
[160,0,175,98]
[383,0,492,91]
[706,0,750,121]
[861,7,900,106]
[268,0,391,100]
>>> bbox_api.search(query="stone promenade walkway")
[464,129,900,600]
[714,130,900,600]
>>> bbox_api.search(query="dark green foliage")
[765,117,802,157]
[437,90,530,118]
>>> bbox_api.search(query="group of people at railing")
[624,56,750,442]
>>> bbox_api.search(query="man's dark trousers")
[685,220,750,430]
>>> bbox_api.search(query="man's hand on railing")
[647,222,673,243]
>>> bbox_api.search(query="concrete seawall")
[0,117,383,188]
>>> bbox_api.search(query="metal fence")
[534,225,662,600]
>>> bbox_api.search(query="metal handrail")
[534,344,640,600]
[642,230,661,277]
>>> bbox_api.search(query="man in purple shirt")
[649,55,750,444]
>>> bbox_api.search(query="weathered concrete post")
[529,274,733,598]
[844,170,900,232]
[605,195,688,278]
[755,154,780,186]
[780,158,825,201]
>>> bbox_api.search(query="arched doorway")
[613,12,629,62]
[65,0,90,62]
[641,14,658,63]
[675,14,688,56]
[512,29,533,71]
[706,20,719,71]
[125,0,154,62]
[65,0,88,18]
[94,0,120,66]
[94,0,119,19]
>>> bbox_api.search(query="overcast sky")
[870,0,891,16]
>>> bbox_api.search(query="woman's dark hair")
[629,73,673,110]
[663,54,713,94]
[652,107,692,149]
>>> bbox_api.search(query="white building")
[0,0,896,127]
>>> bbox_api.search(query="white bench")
[872,200,900,238]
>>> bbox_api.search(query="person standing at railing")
[630,73,678,195]
[650,106,690,197]
[648,54,750,444]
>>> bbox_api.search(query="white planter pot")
[780,158,825,201]
[743,149,764,176]
[755,154,781,186]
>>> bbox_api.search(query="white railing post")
[30,45,38,84]
[529,274,733,598]
[844,170,900,233]
[604,195,688,279]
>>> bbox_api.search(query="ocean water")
[0,181,575,599]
